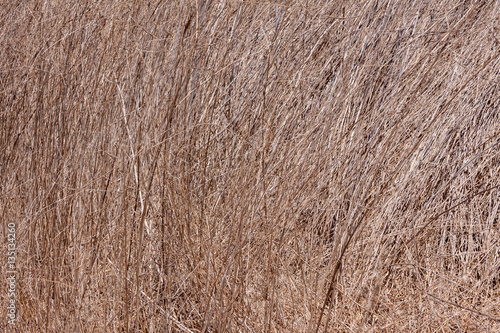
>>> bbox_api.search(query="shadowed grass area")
[1,0,499,331]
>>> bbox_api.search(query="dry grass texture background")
[1,0,500,332]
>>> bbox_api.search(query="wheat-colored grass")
[1,0,499,332]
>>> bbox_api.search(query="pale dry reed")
[1,0,499,332]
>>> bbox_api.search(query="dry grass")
[1,0,500,332]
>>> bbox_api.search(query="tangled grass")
[1,0,499,331]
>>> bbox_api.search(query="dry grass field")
[1,0,500,332]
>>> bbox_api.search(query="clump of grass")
[1,0,499,332]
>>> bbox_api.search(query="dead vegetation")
[1,0,499,332]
